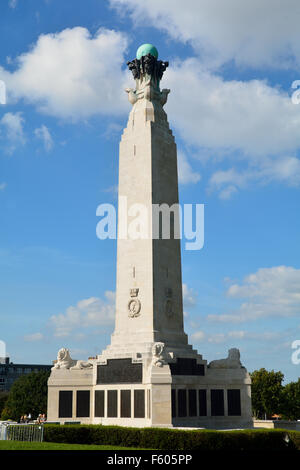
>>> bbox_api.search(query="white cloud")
[0,27,129,120]
[207,266,300,323]
[50,292,115,337]
[2,22,300,196]
[110,0,300,70]
[8,0,17,8]
[24,332,44,342]
[182,283,197,308]
[182,283,197,318]
[191,329,282,344]
[165,60,300,158]
[0,112,26,154]
[191,330,205,342]
[0,182,7,191]
[103,122,123,140]
[177,152,201,185]
[162,60,300,196]
[208,157,300,198]
[34,124,53,151]
[109,1,300,195]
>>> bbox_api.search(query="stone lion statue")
[52,348,93,370]
[151,342,167,368]
[208,348,243,369]
[52,348,76,369]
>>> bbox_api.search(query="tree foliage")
[250,368,284,419]
[1,370,50,421]
[282,379,300,421]
[0,392,9,416]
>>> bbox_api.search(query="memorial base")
[47,346,252,429]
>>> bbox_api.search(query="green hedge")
[44,425,300,451]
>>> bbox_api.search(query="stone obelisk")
[106,43,190,357]
[47,44,252,429]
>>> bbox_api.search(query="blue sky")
[1,0,300,383]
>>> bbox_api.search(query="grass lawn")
[0,441,145,451]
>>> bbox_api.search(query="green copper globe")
[136,43,158,60]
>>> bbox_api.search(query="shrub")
[43,425,300,451]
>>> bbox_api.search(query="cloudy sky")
[1,0,300,383]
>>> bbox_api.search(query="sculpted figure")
[127,55,168,81]
[208,348,243,369]
[142,54,155,76]
[70,360,93,370]
[127,59,140,79]
[151,342,167,367]
[52,347,93,370]
[125,87,138,105]
[52,348,76,369]
[157,60,169,80]
[160,88,170,106]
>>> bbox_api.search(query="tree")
[250,368,284,419]
[1,370,50,421]
[282,379,300,421]
[0,391,9,416]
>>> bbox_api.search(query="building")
[47,43,252,429]
[0,357,52,392]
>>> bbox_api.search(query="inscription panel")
[76,390,90,418]
[171,389,176,418]
[97,359,142,384]
[227,389,241,416]
[188,389,197,417]
[107,390,118,417]
[134,390,145,418]
[59,390,72,418]
[121,390,131,418]
[169,358,204,376]
[94,390,105,417]
[178,389,187,417]
[211,389,224,416]
[199,389,207,416]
